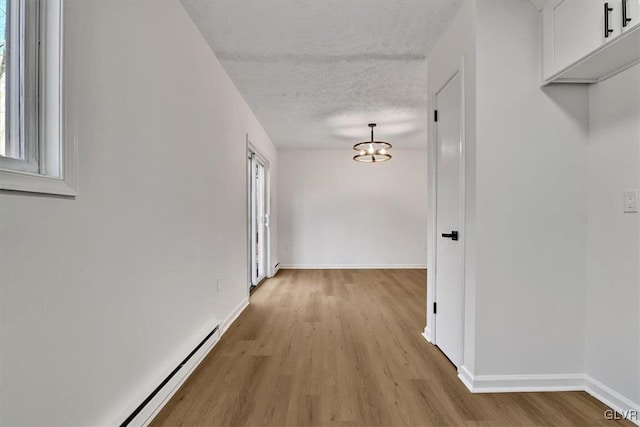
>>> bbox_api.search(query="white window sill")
[0,169,77,196]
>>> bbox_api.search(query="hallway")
[152,270,628,426]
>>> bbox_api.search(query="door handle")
[441,231,459,241]
[605,2,614,37]
[623,0,632,27]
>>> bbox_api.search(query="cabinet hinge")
[433,302,437,314]
[434,110,438,122]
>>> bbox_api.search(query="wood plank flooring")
[151,269,632,427]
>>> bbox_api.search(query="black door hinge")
[434,110,438,122]
[433,302,437,314]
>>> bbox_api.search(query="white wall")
[426,0,638,417]
[278,149,428,268]
[0,0,277,425]
[427,0,590,379]
[586,64,640,408]
[472,0,590,377]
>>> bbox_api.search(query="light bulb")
[367,144,374,154]
[359,150,366,155]
[379,148,386,155]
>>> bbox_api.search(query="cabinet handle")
[623,0,632,27]
[605,2,614,37]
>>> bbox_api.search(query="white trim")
[457,57,467,368]
[421,327,434,344]
[458,365,474,391]
[585,375,640,426]
[221,298,250,335]
[459,371,585,393]
[456,370,640,424]
[246,138,251,294]
[426,79,438,348]
[0,168,76,195]
[279,264,427,270]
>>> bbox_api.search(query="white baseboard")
[221,298,250,336]
[279,264,427,269]
[459,371,584,393]
[421,326,434,343]
[458,365,475,391]
[585,375,640,426]
[457,369,639,425]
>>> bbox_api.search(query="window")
[0,0,76,196]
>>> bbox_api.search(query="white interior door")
[434,71,463,367]
[249,153,267,288]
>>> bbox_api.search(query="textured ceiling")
[180,0,463,149]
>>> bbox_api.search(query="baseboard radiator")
[120,324,220,427]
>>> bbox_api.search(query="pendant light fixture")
[353,123,392,163]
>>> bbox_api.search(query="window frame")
[0,0,32,169]
[0,0,77,197]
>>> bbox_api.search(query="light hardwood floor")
[152,269,632,426]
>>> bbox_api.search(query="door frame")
[246,135,272,293]
[425,57,467,368]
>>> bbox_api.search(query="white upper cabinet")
[542,0,640,84]
[622,0,640,32]
[543,0,612,78]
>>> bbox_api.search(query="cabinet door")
[622,0,640,32]
[543,0,620,79]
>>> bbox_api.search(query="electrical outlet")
[624,189,638,213]
[216,277,221,293]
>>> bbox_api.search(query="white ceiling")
[180,0,463,149]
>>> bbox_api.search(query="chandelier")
[353,123,392,163]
